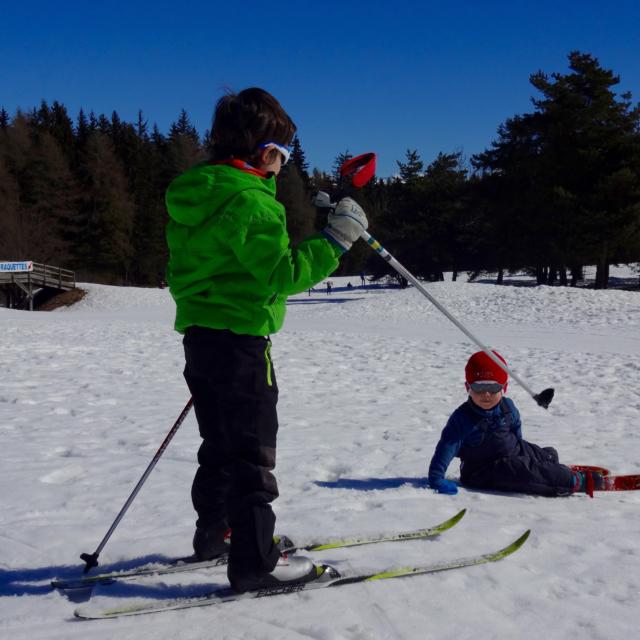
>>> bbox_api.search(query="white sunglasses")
[258,141,291,165]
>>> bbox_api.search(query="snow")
[1,269,639,639]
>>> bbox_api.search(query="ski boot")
[228,553,322,593]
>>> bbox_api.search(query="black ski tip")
[80,552,99,574]
[533,388,554,409]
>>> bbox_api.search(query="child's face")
[467,384,504,410]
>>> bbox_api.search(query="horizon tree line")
[1,51,639,289]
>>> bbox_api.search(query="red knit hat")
[465,350,508,385]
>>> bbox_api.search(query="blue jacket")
[428,397,522,488]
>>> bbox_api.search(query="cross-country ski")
[73,530,530,619]
[52,509,465,590]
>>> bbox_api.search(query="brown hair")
[208,87,296,163]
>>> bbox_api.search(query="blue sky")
[2,1,639,177]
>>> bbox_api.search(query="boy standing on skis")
[165,88,368,593]
[428,350,603,497]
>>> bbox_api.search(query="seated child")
[428,350,603,497]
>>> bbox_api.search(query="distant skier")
[326,280,333,294]
[428,350,604,497]
[360,272,366,286]
[166,87,368,593]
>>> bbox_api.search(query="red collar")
[215,158,268,178]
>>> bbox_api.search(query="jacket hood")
[165,163,276,226]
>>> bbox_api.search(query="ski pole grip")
[340,153,376,188]
[80,552,99,573]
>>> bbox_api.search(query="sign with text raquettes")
[0,261,33,272]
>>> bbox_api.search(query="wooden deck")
[0,262,76,310]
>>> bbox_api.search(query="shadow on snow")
[314,476,429,491]
[287,296,363,305]
[0,553,227,601]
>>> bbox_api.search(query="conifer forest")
[1,52,639,289]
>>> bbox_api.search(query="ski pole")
[79,397,194,573]
[359,231,554,408]
[315,152,554,409]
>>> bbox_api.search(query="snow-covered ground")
[1,269,639,639]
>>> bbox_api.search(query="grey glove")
[323,197,368,251]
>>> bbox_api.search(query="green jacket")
[166,162,342,335]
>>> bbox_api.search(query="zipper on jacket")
[264,341,273,386]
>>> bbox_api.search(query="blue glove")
[432,479,458,495]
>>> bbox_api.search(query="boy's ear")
[257,146,278,168]
[258,147,272,165]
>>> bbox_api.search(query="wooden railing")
[0,262,75,291]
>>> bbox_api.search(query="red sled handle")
[340,152,376,188]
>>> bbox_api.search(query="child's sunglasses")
[259,141,291,165]
[469,382,505,394]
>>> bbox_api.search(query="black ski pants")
[462,442,575,496]
[183,327,280,576]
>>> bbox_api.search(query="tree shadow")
[287,296,364,304]
[314,476,429,490]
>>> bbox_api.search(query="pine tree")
[276,165,315,244]
[396,149,424,182]
[97,114,111,135]
[0,153,22,259]
[129,118,169,285]
[385,152,468,281]
[472,52,640,287]
[35,100,52,129]
[529,52,640,288]
[76,109,90,151]
[136,110,149,140]
[290,135,309,181]
[332,150,352,190]
[472,112,549,280]
[88,111,99,131]
[170,109,199,141]
[167,109,204,175]
[3,113,79,264]
[109,111,141,189]
[72,131,135,282]
[49,101,76,162]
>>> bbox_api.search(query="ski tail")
[602,474,640,491]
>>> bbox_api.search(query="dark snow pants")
[183,327,280,576]
[461,440,576,497]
